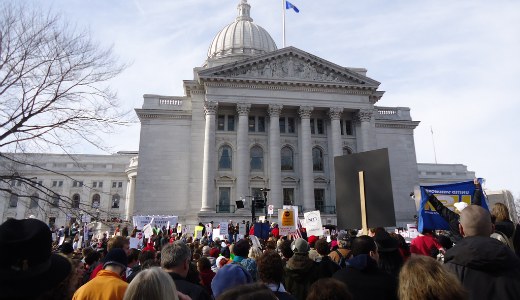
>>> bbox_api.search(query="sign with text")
[304,210,324,236]
[239,223,246,235]
[268,205,274,215]
[219,222,228,236]
[132,215,178,230]
[334,148,396,229]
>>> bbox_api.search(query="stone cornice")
[203,79,375,95]
[135,109,192,121]
[375,120,420,129]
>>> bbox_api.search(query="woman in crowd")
[123,267,180,300]
[398,255,467,300]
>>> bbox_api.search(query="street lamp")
[240,195,255,224]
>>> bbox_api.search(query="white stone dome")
[205,0,277,67]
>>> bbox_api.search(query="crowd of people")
[1,197,520,300]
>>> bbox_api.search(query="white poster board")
[219,222,228,236]
[212,228,225,241]
[129,237,139,249]
[304,210,324,237]
[268,205,274,215]
[239,223,246,235]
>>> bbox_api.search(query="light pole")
[260,188,270,221]
[240,195,255,224]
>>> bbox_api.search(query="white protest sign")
[129,237,139,249]
[407,223,419,239]
[268,204,274,215]
[143,224,153,239]
[304,211,324,237]
[220,222,228,236]
[239,223,246,235]
[77,236,83,249]
[58,236,65,246]
[213,228,225,241]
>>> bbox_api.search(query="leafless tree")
[0,2,129,226]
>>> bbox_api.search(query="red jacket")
[410,234,442,256]
[199,269,216,295]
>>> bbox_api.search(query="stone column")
[201,101,218,212]
[268,104,283,210]
[236,103,251,207]
[355,109,374,152]
[124,156,138,221]
[299,106,314,212]
[328,107,343,157]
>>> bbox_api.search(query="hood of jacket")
[286,254,316,272]
[346,254,379,271]
[495,220,515,238]
[444,236,520,272]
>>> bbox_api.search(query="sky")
[22,0,520,196]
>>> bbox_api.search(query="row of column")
[200,102,374,213]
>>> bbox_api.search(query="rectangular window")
[317,119,324,134]
[98,181,103,188]
[52,181,58,187]
[58,181,63,187]
[73,181,83,187]
[314,189,325,211]
[217,115,225,131]
[112,182,117,188]
[218,187,231,213]
[93,182,97,188]
[251,188,264,214]
[345,120,353,135]
[340,120,344,135]
[118,182,123,188]
[16,180,22,187]
[248,116,255,132]
[257,117,265,132]
[310,119,315,134]
[279,117,286,133]
[227,115,235,131]
[283,188,294,206]
[37,181,43,186]
[287,118,295,133]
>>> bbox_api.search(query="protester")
[197,257,215,296]
[373,230,404,278]
[284,238,320,300]
[0,218,72,300]
[307,235,320,261]
[491,202,520,256]
[215,283,277,300]
[90,235,130,280]
[257,250,297,300]
[314,238,340,278]
[444,205,520,299]
[332,235,398,300]
[425,179,482,243]
[127,250,156,283]
[279,239,294,266]
[161,241,211,300]
[211,264,254,298]
[306,278,352,300]
[73,248,129,300]
[329,231,351,267]
[230,239,258,281]
[123,267,180,300]
[409,229,444,257]
[399,256,467,300]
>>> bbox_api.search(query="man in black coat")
[444,205,520,300]
[161,241,211,300]
[332,235,397,300]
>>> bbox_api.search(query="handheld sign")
[304,211,324,236]
[334,148,396,230]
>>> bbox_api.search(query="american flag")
[291,218,304,239]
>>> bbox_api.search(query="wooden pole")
[358,171,368,235]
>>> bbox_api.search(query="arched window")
[72,194,80,208]
[343,147,353,155]
[8,194,18,208]
[312,147,324,171]
[29,193,39,209]
[91,194,100,208]
[218,145,232,170]
[112,194,120,208]
[281,146,294,171]
[250,146,264,171]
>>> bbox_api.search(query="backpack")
[334,250,347,269]
[491,229,515,251]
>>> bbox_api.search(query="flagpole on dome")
[282,0,286,48]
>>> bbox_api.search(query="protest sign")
[268,205,274,215]
[177,223,182,233]
[418,180,488,232]
[239,223,246,235]
[304,211,324,236]
[143,224,153,239]
[129,237,139,249]
[58,236,65,246]
[194,226,204,239]
[132,215,178,230]
[219,222,228,236]
[212,228,225,241]
[335,148,396,229]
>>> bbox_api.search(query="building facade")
[134,0,420,227]
[0,153,136,226]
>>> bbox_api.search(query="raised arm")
[471,178,482,206]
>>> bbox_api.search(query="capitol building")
[4,1,505,228]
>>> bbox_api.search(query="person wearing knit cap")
[211,263,254,298]
[284,238,319,300]
[73,248,129,300]
[307,235,320,262]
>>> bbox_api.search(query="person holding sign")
[424,179,483,243]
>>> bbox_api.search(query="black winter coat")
[284,254,319,300]
[444,236,520,300]
[332,254,397,300]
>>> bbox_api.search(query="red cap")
[307,235,318,246]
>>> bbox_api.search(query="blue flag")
[286,1,299,13]
[418,179,488,232]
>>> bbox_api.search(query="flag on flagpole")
[286,1,299,13]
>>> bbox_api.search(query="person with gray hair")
[123,267,180,300]
[444,205,520,300]
[161,241,211,300]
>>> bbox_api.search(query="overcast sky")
[26,0,520,196]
